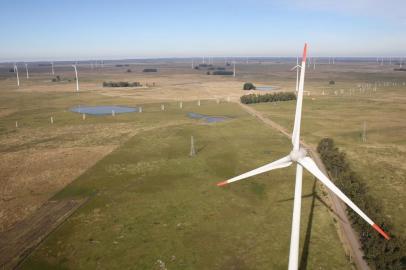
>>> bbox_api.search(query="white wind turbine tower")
[51,62,55,75]
[72,64,79,92]
[25,63,29,79]
[217,43,390,270]
[233,61,236,77]
[14,64,20,87]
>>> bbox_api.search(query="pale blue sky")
[1,0,405,61]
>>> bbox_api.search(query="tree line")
[317,138,405,270]
[102,81,142,87]
[240,92,296,104]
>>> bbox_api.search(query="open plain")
[0,59,405,269]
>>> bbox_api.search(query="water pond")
[70,106,138,115]
[187,112,229,123]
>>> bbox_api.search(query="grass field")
[20,101,350,269]
[1,60,404,269]
[251,85,406,238]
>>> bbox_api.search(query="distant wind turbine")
[72,65,79,92]
[25,63,29,79]
[51,62,55,75]
[14,64,20,87]
[290,57,300,92]
[233,61,236,77]
[216,43,390,270]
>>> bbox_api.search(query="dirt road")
[237,102,370,270]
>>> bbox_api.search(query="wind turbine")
[233,61,236,77]
[51,62,55,75]
[25,63,29,79]
[216,43,390,270]
[14,64,20,87]
[72,64,79,92]
[291,56,300,92]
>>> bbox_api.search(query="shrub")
[126,69,132,73]
[143,68,157,72]
[52,76,61,82]
[243,82,256,90]
[240,92,296,104]
[329,80,335,85]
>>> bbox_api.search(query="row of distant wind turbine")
[12,62,79,92]
[216,43,390,270]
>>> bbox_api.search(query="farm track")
[237,102,369,270]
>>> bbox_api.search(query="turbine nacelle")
[289,148,307,162]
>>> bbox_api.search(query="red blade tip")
[302,43,308,63]
[217,181,228,187]
[372,224,390,240]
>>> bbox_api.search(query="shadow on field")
[277,179,344,270]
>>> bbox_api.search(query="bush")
[240,92,296,104]
[143,68,157,72]
[126,69,132,73]
[317,138,406,269]
[52,76,61,82]
[329,80,335,85]
[243,82,256,90]
[102,81,142,87]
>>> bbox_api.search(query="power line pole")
[190,136,196,157]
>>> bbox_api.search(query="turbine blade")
[217,155,292,186]
[298,157,390,240]
[290,65,301,71]
[291,43,307,150]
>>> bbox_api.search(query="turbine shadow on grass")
[277,179,345,270]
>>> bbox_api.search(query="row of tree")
[240,92,296,104]
[102,81,142,87]
[143,68,158,72]
[209,70,233,75]
[317,138,405,269]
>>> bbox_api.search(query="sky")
[1,0,406,61]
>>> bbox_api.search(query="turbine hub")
[289,148,307,162]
